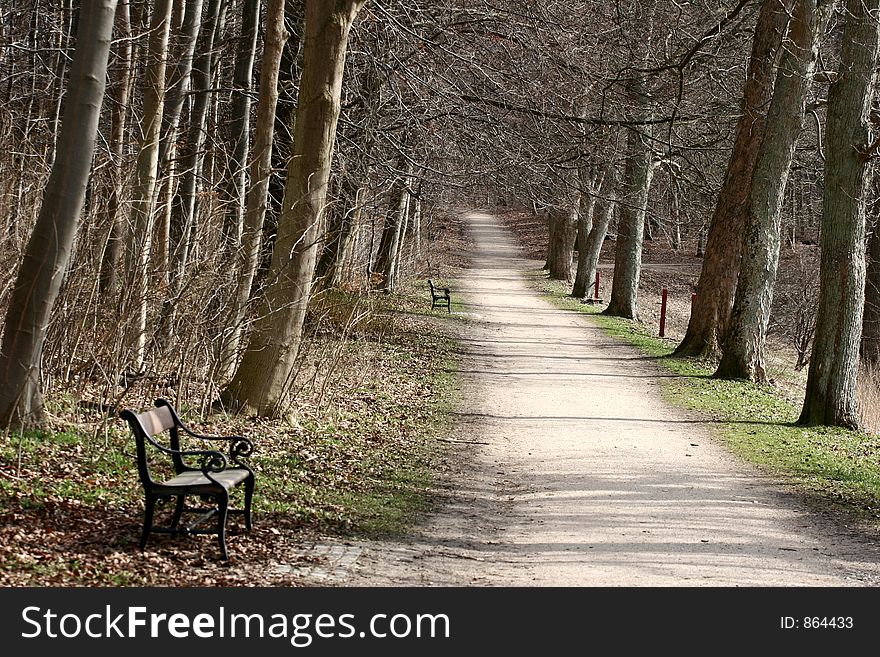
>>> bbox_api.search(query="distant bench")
[120,399,255,560]
[429,279,451,313]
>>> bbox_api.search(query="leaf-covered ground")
[0,215,473,586]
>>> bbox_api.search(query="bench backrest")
[131,405,175,437]
[120,402,184,486]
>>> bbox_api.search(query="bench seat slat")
[157,468,251,492]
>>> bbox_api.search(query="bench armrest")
[193,450,229,475]
[142,432,229,474]
[178,424,254,467]
[150,400,255,469]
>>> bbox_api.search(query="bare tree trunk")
[674,0,792,358]
[125,0,174,368]
[0,0,117,428]
[167,0,224,298]
[314,173,359,290]
[394,174,414,284]
[222,0,260,249]
[543,209,555,270]
[604,85,655,320]
[572,164,607,297]
[412,194,422,259]
[218,0,288,380]
[11,7,39,239]
[152,0,206,284]
[585,194,616,294]
[862,221,880,368]
[799,0,880,429]
[98,0,133,296]
[264,0,306,263]
[220,0,367,416]
[671,179,682,250]
[571,194,595,295]
[547,205,577,282]
[46,0,76,169]
[374,160,412,292]
[335,186,367,287]
[603,0,657,321]
[716,0,826,382]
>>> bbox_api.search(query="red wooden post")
[660,287,668,337]
[594,271,601,300]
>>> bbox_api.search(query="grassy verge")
[252,321,460,538]
[534,271,880,528]
[0,283,461,585]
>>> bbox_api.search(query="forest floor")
[0,213,474,586]
[297,210,880,586]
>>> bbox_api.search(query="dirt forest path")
[305,211,880,586]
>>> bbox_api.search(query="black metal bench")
[120,398,255,560]
[428,279,451,313]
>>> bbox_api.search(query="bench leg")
[140,494,157,550]
[243,476,255,530]
[217,493,230,560]
[446,298,451,313]
[170,495,185,530]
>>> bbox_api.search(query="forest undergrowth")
[0,284,461,585]
[0,216,471,586]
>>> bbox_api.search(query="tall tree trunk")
[603,0,656,321]
[716,0,826,382]
[264,0,306,268]
[572,165,606,298]
[862,221,880,368]
[220,0,367,416]
[543,208,555,270]
[152,0,206,284]
[167,0,224,298]
[604,84,655,320]
[571,200,599,298]
[98,0,134,296]
[0,0,117,428]
[582,193,617,300]
[46,0,76,169]
[314,173,359,290]
[222,0,260,249]
[335,186,367,287]
[374,161,412,293]
[547,205,577,282]
[799,0,880,428]
[218,0,288,380]
[671,178,682,250]
[411,194,422,261]
[11,6,39,239]
[125,0,174,368]
[394,173,414,284]
[674,0,792,358]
